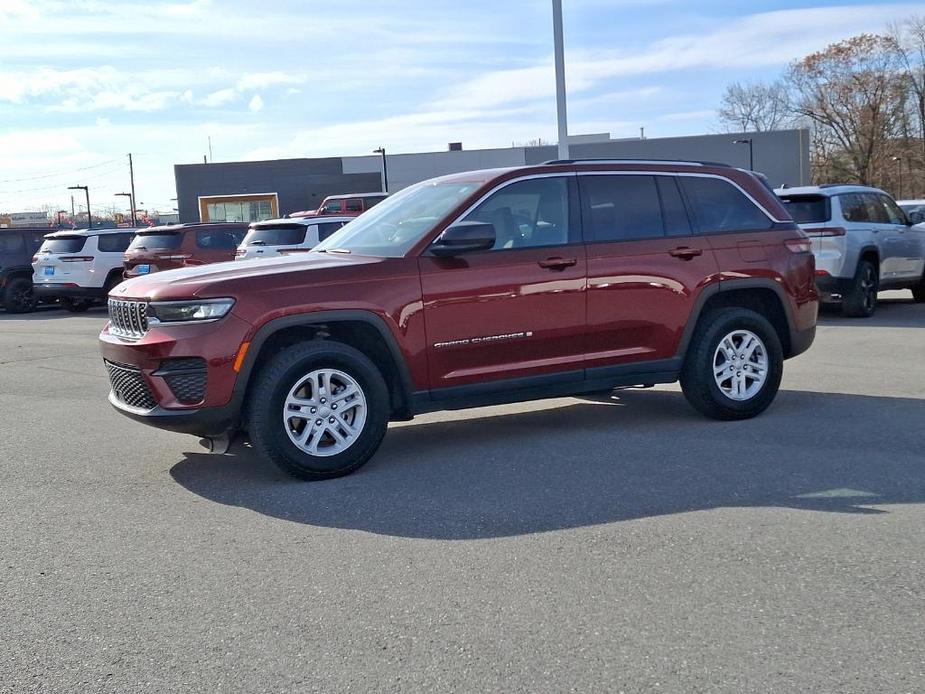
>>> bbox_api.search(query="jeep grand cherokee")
[100,160,818,480]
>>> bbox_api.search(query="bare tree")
[717,80,792,132]
[890,15,925,196]
[788,34,908,186]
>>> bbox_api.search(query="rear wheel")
[61,297,93,313]
[680,308,784,421]
[3,277,36,313]
[841,259,878,317]
[247,341,389,480]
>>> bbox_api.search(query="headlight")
[148,298,235,324]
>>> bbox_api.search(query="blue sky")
[1,0,922,214]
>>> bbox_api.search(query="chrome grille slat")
[108,299,148,339]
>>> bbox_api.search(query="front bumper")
[99,313,254,437]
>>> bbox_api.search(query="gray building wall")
[174,158,381,222]
[174,129,810,222]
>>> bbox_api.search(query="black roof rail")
[541,158,732,167]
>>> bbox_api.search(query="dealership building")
[174,129,810,223]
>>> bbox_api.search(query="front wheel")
[247,341,390,480]
[680,308,784,421]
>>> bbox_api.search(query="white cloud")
[248,94,264,112]
[236,72,302,91]
[201,88,237,107]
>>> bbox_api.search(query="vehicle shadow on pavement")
[170,389,925,539]
[818,296,925,328]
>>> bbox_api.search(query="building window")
[199,194,278,222]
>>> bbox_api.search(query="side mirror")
[430,221,495,256]
[908,211,923,225]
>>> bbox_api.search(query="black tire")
[841,259,878,317]
[247,340,390,481]
[3,277,36,313]
[912,279,925,303]
[61,297,92,313]
[103,272,123,295]
[680,308,784,421]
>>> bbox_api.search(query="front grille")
[104,360,157,410]
[154,358,207,405]
[108,299,148,339]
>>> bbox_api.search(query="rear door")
[582,173,718,370]
[859,192,902,280]
[195,227,245,264]
[419,175,587,391]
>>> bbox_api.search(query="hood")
[112,252,386,301]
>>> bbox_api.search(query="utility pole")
[128,153,137,226]
[70,196,75,217]
[208,136,213,163]
[552,0,569,161]
[68,185,91,229]
[373,147,388,193]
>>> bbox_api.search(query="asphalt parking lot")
[2,293,924,693]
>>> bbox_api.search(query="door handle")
[668,247,703,260]
[538,257,577,270]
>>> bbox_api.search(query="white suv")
[777,185,925,316]
[234,216,352,260]
[32,229,135,312]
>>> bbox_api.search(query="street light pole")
[892,156,903,199]
[373,147,388,193]
[128,153,137,226]
[68,185,91,229]
[733,138,754,170]
[552,0,569,160]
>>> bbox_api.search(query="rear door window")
[580,175,664,242]
[320,199,344,214]
[40,236,88,254]
[345,198,363,213]
[860,193,890,224]
[244,225,307,246]
[656,176,693,237]
[680,176,773,233]
[129,232,182,250]
[97,233,134,253]
[778,194,831,223]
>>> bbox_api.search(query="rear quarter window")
[778,195,831,223]
[317,221,347,241]
[681,176,774,233]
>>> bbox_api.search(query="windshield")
[128,232,182,251]
[778,194,831,224]
[313,180,482,257]
[244,224,307,246]
[39,236,87,254]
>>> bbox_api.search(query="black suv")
[0,228,47,313]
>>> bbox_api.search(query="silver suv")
[777,185,925,316]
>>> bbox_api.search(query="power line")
[0,162,127,195]
[0,158,121,184]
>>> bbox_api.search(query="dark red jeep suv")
[100,160,818,480]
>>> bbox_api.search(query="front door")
[419,175,587,392]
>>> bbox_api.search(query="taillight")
[60,256,94,262]
[804,227,846,237]
[815,270,830,277]
[31,256,38,263]
[785,239,812,254]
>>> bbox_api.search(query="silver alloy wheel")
[282,368,367,457]
[712,329,769,402]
